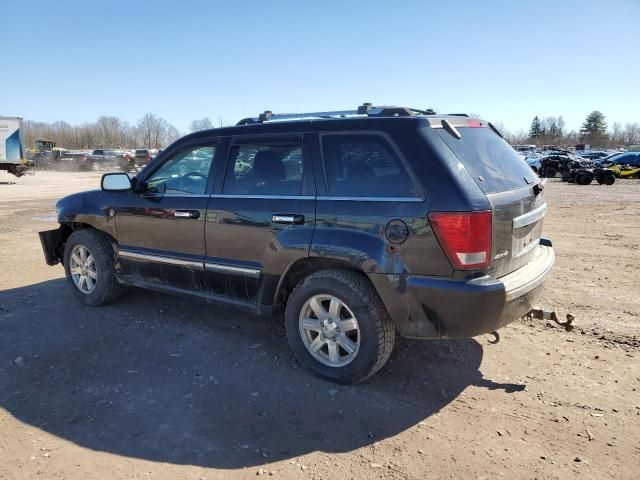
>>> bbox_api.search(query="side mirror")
[101,173,131,192]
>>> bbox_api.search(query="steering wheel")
[184,171,207,180]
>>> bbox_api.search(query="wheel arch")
[270,257,366,313]
[41,222,117,266]
[268,257,406,333]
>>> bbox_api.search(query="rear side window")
[436,127,538,193]
[223,142,303,196]
[321,134,417,197]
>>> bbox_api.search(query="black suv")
[39,105,554,383]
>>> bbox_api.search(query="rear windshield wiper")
[441,119,462,139]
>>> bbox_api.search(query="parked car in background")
[133,149,153,168]
[578,151,609,161]
[598,152,625,164]
[526,156,542,173]
[39,105,554,384]
[87,149,133,171]
[538,151,584,177]
[607,152,640,167]
[58,150,92,170]
[513,144,537,154]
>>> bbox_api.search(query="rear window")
[436,127,538,193]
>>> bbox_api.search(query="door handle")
[174,210,200,219]
[272,214,304,225]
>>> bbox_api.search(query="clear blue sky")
[2,0,638,134]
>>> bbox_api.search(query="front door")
[204,134,316,305]
[114,141,219,291]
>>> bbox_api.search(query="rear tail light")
[428,211,492,269]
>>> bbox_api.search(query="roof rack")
[236,103,435,125]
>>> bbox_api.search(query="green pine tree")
[529,116,543,139]
[580,111,608,147]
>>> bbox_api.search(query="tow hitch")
[488,309,575,344]
[525,309,575,332]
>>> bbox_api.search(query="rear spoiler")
[427,117,485,129]
[428,117,504,139]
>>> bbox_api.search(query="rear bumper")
[374,244,555,339]
[91,159,128,171]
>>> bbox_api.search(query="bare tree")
[95,116,130,148]
[189,118,213,132]
[165,124,181,146]
[21,112,639,152]
[623,123,640,147]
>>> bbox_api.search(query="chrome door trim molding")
[317,196,424,202]
[513,203,547,229]
[204,262,261,278]
[145,193,210,198]
[209,194,423,202]
[118,250,204,269]
[210,194,315,200]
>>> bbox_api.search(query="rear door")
[311,131,451,277]
[204,134,316,303]
[433,121,545,277]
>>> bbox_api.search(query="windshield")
[436,127,538,193]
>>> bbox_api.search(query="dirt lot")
[0,171,638,480]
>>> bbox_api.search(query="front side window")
[223,141,303,196]
[321,134,417,197]
[146,145,216,195]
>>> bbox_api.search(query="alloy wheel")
[299,294,360,367]
[69,244,97,294]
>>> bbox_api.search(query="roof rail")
[236,103,433,125]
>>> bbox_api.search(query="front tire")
[285,269,395,384]
[63,229,122,306]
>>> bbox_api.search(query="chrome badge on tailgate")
[512,203,547,258]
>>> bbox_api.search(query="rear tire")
[577,174,592,185]
[605,174,615,185]
[63,229,122,306]
[285,269,395,384]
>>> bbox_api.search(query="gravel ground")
[0,171,638,480]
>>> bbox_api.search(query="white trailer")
[0,116,28,177]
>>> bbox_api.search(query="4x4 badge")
[494,250,509,260]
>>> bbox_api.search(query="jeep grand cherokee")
[39,104,554,383]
